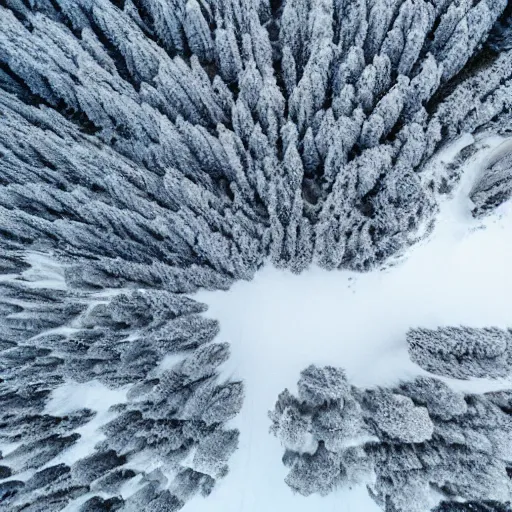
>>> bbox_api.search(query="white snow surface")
[191,135,512,512]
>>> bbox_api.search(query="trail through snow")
[192,135,512,512]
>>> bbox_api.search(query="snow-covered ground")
[191,135,512,512]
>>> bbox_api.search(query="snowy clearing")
[192,136,512,512]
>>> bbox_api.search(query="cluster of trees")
[0,0,511,283]
[0,278,242,511]
[407,326,512,379]
[470,146,512,217]
[270,366,512,512]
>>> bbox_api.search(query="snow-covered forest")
[270,367,512,511]
[0,0,512,511]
